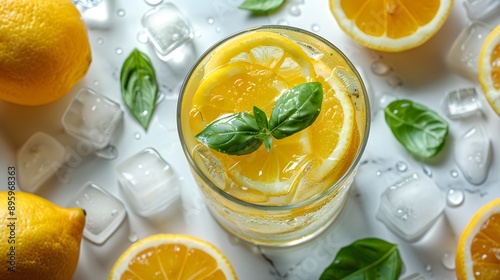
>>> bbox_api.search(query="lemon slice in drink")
[204,30,316,86]
[479,24,500,115]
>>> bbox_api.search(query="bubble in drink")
[117,148,180,216]
[454,126,491,185]
[192,145,226,188]
[443,87,482,119]
[141,3,193,60]
[463,0,500,20]
[446,21,493,81]
[17,132,67,192]
[376,172,446,241]
[62,87,123,149]
[67,182,127,245]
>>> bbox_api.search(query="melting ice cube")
[117,148,180,216]
[17,132,67,192]
[67,182,126,245]
[443,87,482,119]
[454,126,491,185]
[377,172,446,241]
[463,0,500,20]
[141,3,193,60]
[446,21,493,81]
[62,88,123,149]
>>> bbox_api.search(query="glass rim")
[177,25,371,211]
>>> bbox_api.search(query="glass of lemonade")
[178,25,370,246]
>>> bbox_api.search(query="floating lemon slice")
[479,24,500,115]
[109,234,237,280]
[329,0,453,52]
[455,198,500,279]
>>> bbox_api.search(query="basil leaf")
[120,48,158,130]
[320,238,403,280]
[195,112,262,156]
[239,0,286,13]
[253,106,272,151]
[384,99,448,159]
[269,82,323,139]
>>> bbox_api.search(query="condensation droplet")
[207,17,214,24]
[425,264,432,272]
[128,232,138,243]
[386,75,403,88]
[116,48,123,55]
[396,161,408,172]
[289,5,301,16]
[215,27,221,33]
[144,0,162,5]
[194,30,202,38]
[447,189,465,207]
[110,209,118,217]
[94,80,100,86]
[117,9,126,17]
[137,31,148,43]
[450,169,459,178]
[371,60,392,75]
[97,37,104,45]
[311,24,320,32]
[134,133,142,140]
[422,165,432,177]
[441,253,456,270]
[156,92,165,105]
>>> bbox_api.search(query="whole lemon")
[0,0,92,106]
[0,191,86,280]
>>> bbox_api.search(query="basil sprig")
[239,0,286,13]
[195,82,323,156]
[384,99,448,159]
[320,238,403,280]
[120,48,158,130]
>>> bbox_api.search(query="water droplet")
[447,189,465,207]
[156,92,165,105]
[441,253,456,270]
[128,232,138,242]
[137,31,148,43]
[110,209,118,217]
[117,9,126,17]
[371,60,392,75]
[97,37,104,45]
[93,80,100,86]
[311,24,320,32]
[115,48,123,55]
[450,169,459,178]
[425,264,432,272]
[144,0,162,5]
[376,170,382,176]
[134,133,142,140]
[422,165,432,177]
[215,27,221,33]
[95,145,118,160]
[277,18,289,25]
[194,30,202,38]
[386,75,403,88]
[207,17,214,24]
[289,5,301,16]
[396,161,408,172]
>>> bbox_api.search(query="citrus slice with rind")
[479,24,500,115]
[329,0,454,52]
[109,234,237,280]
[455,198,500,279]
[204,31,316,86]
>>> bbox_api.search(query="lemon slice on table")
[479,24,500,115]
[204,30,316,86]
[329,0,454,52]
[455,198,500,279]
[109,234,237,280]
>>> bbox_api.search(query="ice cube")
[454,126,491,185]
[62,88,123,149]
[446,21,493,81]
[17,132,67,192]
[443,87,482,119]
[463,0,500,20]
[67,182,126,245]
[117,148,180,216]
[141,3,193,60]
[377,172,446,241]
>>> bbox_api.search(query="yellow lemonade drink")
[178,26,370,246]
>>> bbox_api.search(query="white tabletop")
[1,0,500,279]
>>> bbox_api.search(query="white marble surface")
[1,0,500,279]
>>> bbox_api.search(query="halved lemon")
[109,234,237,280]
[479,24,500,115]
[329,0,454,52]
[455,198,500,279]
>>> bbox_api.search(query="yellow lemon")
[109,234,237,279]
[0,191,85,280]
[479,24,500,115]
[0,0,92,106]
[329,0,454,52]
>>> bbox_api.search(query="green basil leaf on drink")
[270,82,323,139]
[238,0,286,13]
[195,112,263,156]
[320,238,403,280]
[253,106,272,152]
[120,48,158,130]
[384,99,448,159]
